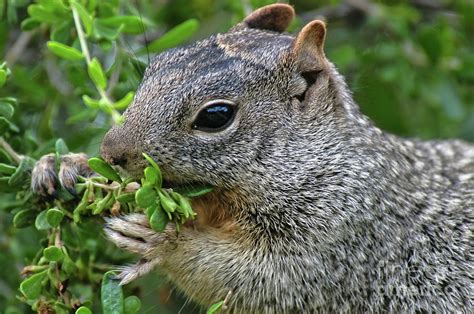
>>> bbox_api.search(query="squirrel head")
[101,4,350,193]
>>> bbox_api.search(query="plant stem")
[71,7,91,64]
[71,5,122,123]
[0,137,23,164]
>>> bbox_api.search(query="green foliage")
[0,0,473,313]
[207,300,225,314]
[0,116,204,312]
[323,1,474,140]
[101,271,124,314]
[145,18,200,54]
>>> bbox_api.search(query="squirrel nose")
[101,127,130,168]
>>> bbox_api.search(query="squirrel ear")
[292,20,328,73]
[241,4,295,33]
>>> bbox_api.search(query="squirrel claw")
[31,153,93,198]
[104,214,166,257]
[113,258,162,285]
[104,214,175,280]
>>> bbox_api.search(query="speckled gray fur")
[98,4,472,313]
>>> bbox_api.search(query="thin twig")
[71,4,119,122]
[90,182,120,191]
[71,7,91,63]
[54,228,63,247]
[0,137,23,164]
[72,5,111,102]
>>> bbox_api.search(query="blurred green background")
[0,0,473,313]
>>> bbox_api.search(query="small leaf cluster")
[0,62,207,312]
[87,154,203,233]
[138,154,198,232]
[18,0,202,125]
[1,133,208,313]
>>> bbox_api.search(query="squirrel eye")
[192,100,237,132]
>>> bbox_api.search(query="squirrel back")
[95,4,474,312]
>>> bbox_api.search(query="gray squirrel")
[32,4,473,313]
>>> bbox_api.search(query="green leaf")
[46,208,64,227]
[88,58,107,90]
[173,193,195,219]
[135,185,156,208]
[158,191,177,213]
[51,21,73,43]
[55,138,69,155]
[47,41,84,61]
[61,249,76,275]
[145,204,157,220]
[144,166,162,187]
[0,117,9,135]
[27,4,65,23]
[142,153,159,170]
[0,162,16,175]
[99,16,147,34]
[113,91,135,110]
[0,102,14,118]
[73,191,89,223]
[101,271,124,314]
[19,269,48,299]
[116,192,136,203]
[21,17,41,31]
[13,209,37,228]
[0,96,17,106]
[43,246,64,262]
[0,118,16,137]
[0,148,13,164]
[67,107,97,123]
[75,306,92,314]
[0,70,6,87]
[0,178,15,192]
[149,206,168,232]
[92,192,113,214]
[207,301,224,314]
[70,1,93,36]
[88,157,122,182]
[124,296,141,314]
[8,157,36,188]
[55,302,71,314]
[82,95,101,109]
[35,211,52,230]
[93,19,123,41]
[173,185,214,198]
[145,19,199,54]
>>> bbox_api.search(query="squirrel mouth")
[161,180,236,231]
[161,179,214,196]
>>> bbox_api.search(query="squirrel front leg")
[105,214,297,311]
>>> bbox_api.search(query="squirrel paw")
[104,214,176,284]
[114,258,162,285]
[31,153,93,197]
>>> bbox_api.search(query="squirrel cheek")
[190,193,237,233]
